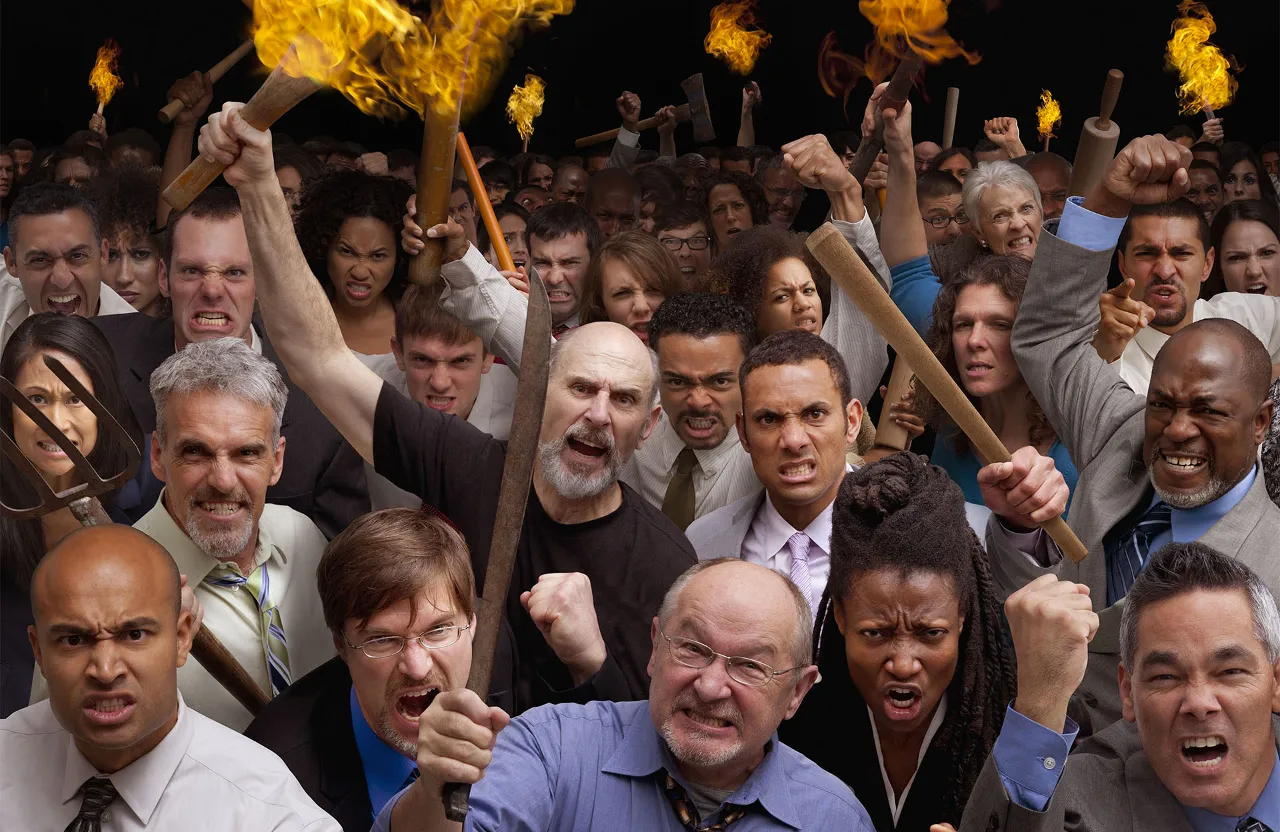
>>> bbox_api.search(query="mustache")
[671,691,743,726]
[565,422,615,451]
[187,484,251,505]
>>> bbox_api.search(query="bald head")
[33,525,181,623]
[914,141,942,173]
[1158,318,1273,405]
[552,164,588,205]
[552,321,658,405]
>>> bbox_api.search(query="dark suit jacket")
[245,628,517,832]
[92,313,369,537]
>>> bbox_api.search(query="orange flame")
[1165,0,1238,115]
[817,32,897,117]
[506,74,545,141]
[251,0,574,121]
[705,1,772,76]
[1036,89,1061,140]
[89,38,123,107]
[859,0,980,64]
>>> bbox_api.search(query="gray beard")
[537,435,622,501]
[377,708,418,758]
[659,714,742,768]
[1148,465,1234,510]
[185,513,254,561]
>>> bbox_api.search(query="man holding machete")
[197,102,696,712]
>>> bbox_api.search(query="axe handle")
[849,57,922,182]
[575,104,691,148]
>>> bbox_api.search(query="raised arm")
[737,82,761,147]
[877,86,928,267]
[197,103,384,463]
[607,91,642,171]
[156,71,213,228]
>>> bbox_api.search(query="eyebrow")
[48,617,160,637]
[1212,645,1256,663]
[359,611,457,637]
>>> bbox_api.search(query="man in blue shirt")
[375,559,874,831]
[949,542,1280,832]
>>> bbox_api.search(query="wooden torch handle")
[1096,69,1124,131]
[806,224,1089,563]
[161,59,322,211]
[190,627,271,715]
[942,87,959,150]
[874,359,914,452]
[575,104,691,148]
[158,40,256,124]
[408,99,464,287]
[849,56,922,182]
[457,132,515,273]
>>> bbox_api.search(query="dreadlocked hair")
[828,452,1016,826]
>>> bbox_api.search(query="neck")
[679,746,766,792]
[874,706,935,757]
[77,704,179,775]
[332,294,393,324]
[770,469,845,532]
[979,381,1037,447]
[532,466,622,524]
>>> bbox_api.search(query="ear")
[1202,245,1216,281]
[737,410,750,454]
[782,665,822,720]
[2,246,13,273]
[1119,663,1136,723]
[845,398,864,447]
[174,607,194,669]
[1255,398,1275,446]
[149,430,166,482]
[157,259,169,298]
[832,596,847,636]
[481,352,495,374]
[1271,657,1280,715]
[636,404,661,447]
[647,616,660,678]
[332,631,346,658]
[1116,250,1129,279]
[269,435,286,487]
[99,237,110,265]
[391,338,405,372]
[27,624,42,671]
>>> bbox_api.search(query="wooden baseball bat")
[159,40,256,124]
[942,87,959,150]
[806,224,1089,563]
[408,100,463,286]
[874,359,914,451]
[457,131,516,273]
[1067,69,1123,198]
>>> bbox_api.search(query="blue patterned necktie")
[205,562,292,695]
[1237,818,1274,832]
[1105,501,1173,605]
[64,777,117,832]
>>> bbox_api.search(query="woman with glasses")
[781,453,1015,831]
[579,231,685,346]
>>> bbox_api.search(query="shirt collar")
[349,685,416,816]
[60,695,195,825]
[600,702,801,828]
[755,465,852,558]
[1182,750,1280,832]
[1171,466,1258,543]
[139,489,277,583]
[1132,300,1208,364]
[652,414,745,475]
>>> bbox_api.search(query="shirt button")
[102,811,112,822]
[1043,757,1057,770]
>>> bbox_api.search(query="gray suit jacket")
[959,716,1280,832]
[1008,227,1280,733]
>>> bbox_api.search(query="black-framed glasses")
[660,630,803,687]
[923,213,969,228]
[660,235,710,252]
[344,624,472,659]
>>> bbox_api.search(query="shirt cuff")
[995,519,1061,568]
[1056,196,1127,252]
[441,243,496,289]
[993,704,1079,813]
[616,126,640,147]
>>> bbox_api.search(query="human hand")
[984,117,1020,149]
[781,134,858,194]
[977,446,1069,530]
[502,268,529,296]
[1092,278,1154,362]
[179,574,205,635]
[742,81,762,113]
[1198,117,1224,145]
[198,102,276,189]
[358,151,388,175]
[880,101,914,160]
[654,105,678,137]
[1092,135,1192,215]
[89,113,107,137]
[879,383,924,441]
[414,688,511,785]
[168,70,214,128]
[1005,575,1098,732]
[864,153,889,192]
[860,81,889,140]
[400,193,469,263]
[616,91,641,133]
[520,572,606,685]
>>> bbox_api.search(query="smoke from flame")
[1036,89,1061,140]
[89,39,123,107]
[1165,0,1238,115]
[705,1,772,76]
[506,74,545,142]
[251,0,573,121]
[818,33,897,117]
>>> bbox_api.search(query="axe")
[576,74,714,148]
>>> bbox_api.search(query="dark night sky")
[2,0,1277,159]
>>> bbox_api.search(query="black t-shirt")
[372,383,696,711]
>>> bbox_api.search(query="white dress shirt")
[0,696,340,830]
[621,413,761,520]
[824,217,892,405]
[868,696,948,826]
[1117,292,1280,395]
[0,275,137,353]
[740,471,851,603]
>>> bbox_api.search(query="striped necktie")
[1237,819,1274,832]
[205,562,292,695]
[1105,501,1173,606]
[786,532,816,622]
[64,777,117,832]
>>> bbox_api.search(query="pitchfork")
[1,354,271,714]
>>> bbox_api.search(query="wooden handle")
[575,103,692,148]
[575,127,620,148]
[408,102,463,286]
[874,360,914,451]
[849,56,922,182]
[190,627,271,715]
[458,132,515,273]
[1096,69,1124,130]
[158,40,256,124]
[942,87,959,150]
[161,60,321,211]
[806,224,1089,563]
[1203,104,1215,120]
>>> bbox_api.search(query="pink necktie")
[786,532,815,621]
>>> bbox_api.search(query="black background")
[2,0,1277,158]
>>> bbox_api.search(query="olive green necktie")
[661,448,699,531]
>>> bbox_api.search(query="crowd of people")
[1,59,1279,832]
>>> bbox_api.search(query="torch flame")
[818,32,897,117]
[704,1,772,76]
[1165,0,1238,115]
[1036,89,1061,140]
[506,74,545,142]
[89,38,123,108]
[859,0,980,65]
[251,0,573,120]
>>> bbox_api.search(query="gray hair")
[1120,542,1280,670]
[962,160,1043,227]
[549,327,660,409]
[657,559,813,668]
[150,337,288,446]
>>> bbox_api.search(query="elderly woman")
[578,231,684,345]
[1205,199,1280,297]
[781,453,1015,831]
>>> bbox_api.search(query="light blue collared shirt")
[350,685,417,820]
[1146,466,1258,556]
[1183,751,1280,831]
[1057,196,1128,252]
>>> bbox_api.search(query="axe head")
[681,73,715,144]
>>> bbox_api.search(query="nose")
[779,417,810,453]
[885,644,921,679]
[967,322,990,351]
[691,656,734,702]
[86,639,127,686]
[199,274,227,301]
[427,362,452,393]
[1164,407,1201,443]
[584,390,612,427]
[46,398,74,435]
[396,638,436,680]
[1179,678,1222,721]
[205,455,239,494]
[50,256,75,289]
[1152,256,1178,280]
[543,265,564,287]
[686,384,713,411]
[1245,255,1264,279]
[632,293,653,317]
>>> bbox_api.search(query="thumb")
[519,590,533,612]
[978,461,1012,484]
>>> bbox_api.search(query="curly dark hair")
[695,170,769,248]
[814,453,1015,827]
[294,169,414,303]
[919,254,1056,455]
[704,225,832,336]
[90,165,159,244]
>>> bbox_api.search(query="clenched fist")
[521,572,607,685]
[978,446,1069,530]
[1088,135,1193,217]
[1006,575,1098,732]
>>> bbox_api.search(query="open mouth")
[192,311,231,330]
[683,415,719,438]
[726,227,741,237]
[425,395,456,411]
[396,688,440,722]
[198,500,245,517]
[1007,235,1034,251]
[965,361,994,379]
[1245,282,1269,294]
[680,708,735,732]
[1159,451,1207,473]
[795,316,819,332]
[567,437,607,458]
[1147,286,1179,304]
[83,694,136,726]
[883,686,923,721]
[631,323,650,342]
[345,281,373,301]
[1181,735,1227,768]
[778,460,816,484]
[47,293,82,315]
[36,439,73,458]
[547,289,573,303]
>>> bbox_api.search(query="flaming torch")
[705,1,772,76]
[1166,0,1238,120]
[1036,89,1061,152]
[506,74,545,152]
[89,38,123,116]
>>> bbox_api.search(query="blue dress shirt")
[350,685,417,820]
[1144,466,1258,558]
[1056,196,1128,252]
[1184,751,1280,831]
[371,699,874,831]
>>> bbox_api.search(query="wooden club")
[408,99,464,287]
[848,56,922,183]
[941,87,959,150]
[1067,69,1123,199]
[457,131,516,273]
